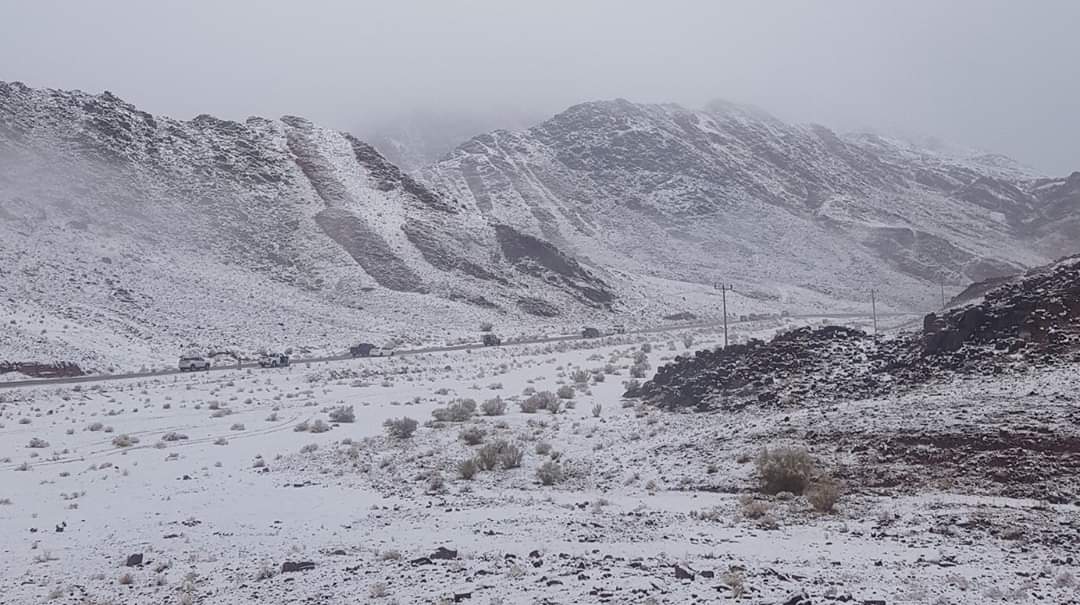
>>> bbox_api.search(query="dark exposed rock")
[125,554,143,567]
[673,564,695,580]
[495,225,613,306]
[430,546,458,560]
[638,256,1080,410]
[280,561,315,573]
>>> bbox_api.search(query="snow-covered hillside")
[2,82,1077,371]
[424,99,1078,310]
[0,82,618,371]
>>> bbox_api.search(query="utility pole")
[870,289,878,337]
[940,278,946,310]
[716,282,731,348]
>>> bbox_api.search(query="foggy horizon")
[2,0,1079,174]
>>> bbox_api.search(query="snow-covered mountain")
[0,82,613,369]
[424,99,1078,309]
[2,82,1077,370]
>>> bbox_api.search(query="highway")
[0,312,917,390]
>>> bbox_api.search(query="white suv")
[179,356,211,372]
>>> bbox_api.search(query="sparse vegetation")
[481,397,507,416]
[457,458,478,480]
[329,405,355,423]
[432,399,476,422]
[556,385,575,399]
[475,439,524,471]
[521,391,559,413]
[756,446,815,495]
[112,434,138,448]
[383,416,418,439]
[806,478,842,513]
[536,461,564,485]
[459,426,486,445]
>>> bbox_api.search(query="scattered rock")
[280,561,315,573]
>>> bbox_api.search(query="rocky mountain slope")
[0,82,614,369]
[424,99,1078,309]
[634,254,1080,411]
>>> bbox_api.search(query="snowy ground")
[1,326,1077,604]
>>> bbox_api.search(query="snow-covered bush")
[383,417,418,439]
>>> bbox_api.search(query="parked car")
[258,352,290,368]
[178,356,211,372]
[482,334,502,346]
[369,346,394,357]
[581,327,601,338]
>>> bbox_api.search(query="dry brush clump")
[328,405,355,423]
[481,397,507,416]
[536,461,564,486]
[755,446,815,495]
[556,385,575,400]
[457,458,478,480]
[521,391,561,414]
[383,417,418,439]
[475,439,524,471]
[432,399,477,422]
[806,478,842,513]
[459,426,486,445]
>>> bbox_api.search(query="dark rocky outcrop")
[637,256,1080,410]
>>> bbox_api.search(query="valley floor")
[1,329,1077,604]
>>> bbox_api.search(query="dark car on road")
[482,334,502,346]
[581,327,601,338]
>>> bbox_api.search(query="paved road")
[0,312,916,390]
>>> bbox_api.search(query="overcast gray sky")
[2,0,1077,174]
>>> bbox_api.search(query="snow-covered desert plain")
[2,322,1077,605]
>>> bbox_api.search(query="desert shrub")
[112,434,138,448]
[383,417,418,439]
[592,372,605,383]
[520,391,558,413]
[481,397,506,416]
[230,423,245,431]
[479,322,493,332]
[427,472,445,493]
[293,421,309,432]
[87,422,104,432]
[570,369,590,384]
[739,494,770,519]
[329,405,356,423]
[308,419,331,433]
[756,446,815,495]
[162,432,188,442]
[459,426,486,445]
[629,361,649,379]
[27,437,49,449]
[622,379,642,398]
[534,441,552,455]
[475,439,523,471]
[536,461,564,486]
[300,443,318,454]
[432,399,475,422]
[640,343,652,353]
[457,458,478,480]
[591,403,603,418]
[556,385,575,400]
[806,478,841,513]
